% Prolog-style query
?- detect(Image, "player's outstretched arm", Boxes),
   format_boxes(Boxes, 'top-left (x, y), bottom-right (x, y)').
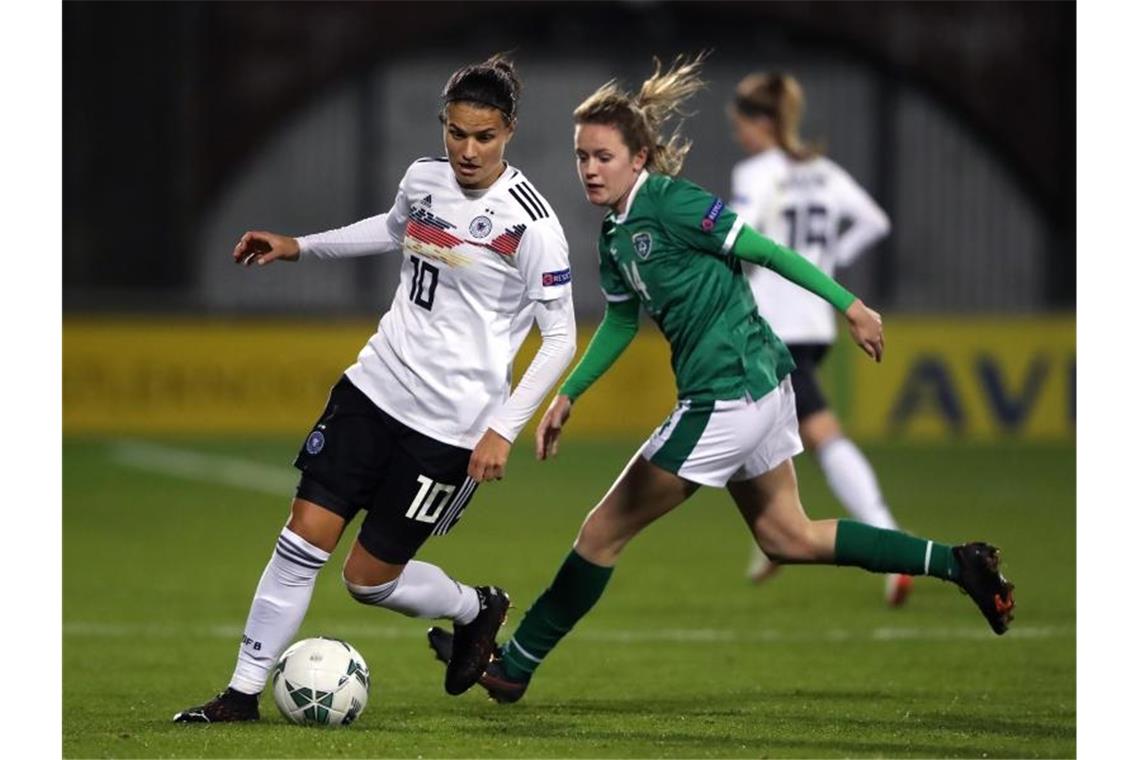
top-left (233, 230), bottom-right (300, 266)
top-left (536, 298), bottom-right (640, 460)
top-left (732, 224), bottom-right (883, 362)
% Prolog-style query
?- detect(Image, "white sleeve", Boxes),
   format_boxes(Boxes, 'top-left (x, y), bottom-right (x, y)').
top-left (515, 219), bottom-right (572, 301)
top-left (730, 163), bottom-right (770, 232)
top-left (832, 168), bottom-right (890, 266)
top-left (486, 295), bottom-right (577, 443)
top-left (296, 173), bottom-right (411, 260)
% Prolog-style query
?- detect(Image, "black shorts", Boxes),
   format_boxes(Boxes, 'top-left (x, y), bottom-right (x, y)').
top-left (293, 376), bottom-right (479, 565)
top-left (787, 343), bottom-right (832, 421)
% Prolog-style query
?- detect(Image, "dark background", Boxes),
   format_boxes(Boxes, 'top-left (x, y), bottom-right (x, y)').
top-left (63, 0), bottom-right (1074, 315)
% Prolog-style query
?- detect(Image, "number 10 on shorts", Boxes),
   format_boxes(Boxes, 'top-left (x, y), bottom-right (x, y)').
top-left (405, 475), bottom-right (455, 524)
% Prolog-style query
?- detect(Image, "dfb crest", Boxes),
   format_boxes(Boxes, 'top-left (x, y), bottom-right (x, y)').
top-left (469, 215), bottom-right (493, 238)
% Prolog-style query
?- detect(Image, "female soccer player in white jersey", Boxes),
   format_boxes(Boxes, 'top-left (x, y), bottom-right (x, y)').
top-left (427, 55), bottom-right (1014, 704)
top-left (728, 73), bottom-right (909, 603)
top-left (173, 55), bottom-right (577, 722)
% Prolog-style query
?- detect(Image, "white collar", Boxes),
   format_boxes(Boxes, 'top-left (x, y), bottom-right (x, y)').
top-left (448, 160), bottom-right (514, 199)
top-left (613, 170), bottom-right (650, 224)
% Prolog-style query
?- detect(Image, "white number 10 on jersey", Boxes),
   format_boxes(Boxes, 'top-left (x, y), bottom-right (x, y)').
top-left (405, 475), bottom-right (455, 524)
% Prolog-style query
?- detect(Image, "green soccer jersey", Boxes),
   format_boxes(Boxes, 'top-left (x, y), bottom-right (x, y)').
top-left (598, 171), bottom-right (796, 402)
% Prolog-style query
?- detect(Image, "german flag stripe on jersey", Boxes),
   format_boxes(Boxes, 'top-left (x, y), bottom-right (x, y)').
top-left (486, 224), bottom-right (526, 256)
top-left (407, 219), bottom-right (463, 249)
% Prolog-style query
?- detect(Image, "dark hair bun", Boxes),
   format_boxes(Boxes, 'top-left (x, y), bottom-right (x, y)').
top-left (442, 53), bottom-right (521, 124)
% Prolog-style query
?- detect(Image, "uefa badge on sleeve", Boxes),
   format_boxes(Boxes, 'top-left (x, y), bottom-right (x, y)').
top-left (633, 232), bottom-right (653, 260)
top-left (305, 431), bottom-right (325, 455)
top-left (701, 198), bottom-right (725, 232)
top-left (542, 268), bottom-right (572, 287)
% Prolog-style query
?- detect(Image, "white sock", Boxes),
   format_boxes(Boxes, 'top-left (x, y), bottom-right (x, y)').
top-left (344, 560), bottom-right (480, 623)
top-left (816, 437), bottom-right (898, 530)
top-left (228, 526), bottom-right (329, 695)
top-left (747, 543), bottom-right (774, 576)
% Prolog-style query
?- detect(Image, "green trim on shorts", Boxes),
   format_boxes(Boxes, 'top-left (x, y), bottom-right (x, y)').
top-left (649, 401), bottom-right (714, 475)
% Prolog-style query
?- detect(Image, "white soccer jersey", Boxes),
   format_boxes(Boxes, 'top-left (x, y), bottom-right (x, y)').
top-left (731, 149), bottom-right (890, 344)
top-left (298, 158), bottom-right (574, 449)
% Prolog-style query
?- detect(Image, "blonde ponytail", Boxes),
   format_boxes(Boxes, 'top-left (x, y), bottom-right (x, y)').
top-left (574, 53), bottom-right (709, 176)
top-left (733, 72), bottom-right (820, 162)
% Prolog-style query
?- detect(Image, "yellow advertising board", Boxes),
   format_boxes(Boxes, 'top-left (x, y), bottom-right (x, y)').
top-left (845, 316), bottom-right (1075, 441)
top-left (63, 316), bottom-right (1074, 441)
top-left (62, 318), bottom-right (679, 438)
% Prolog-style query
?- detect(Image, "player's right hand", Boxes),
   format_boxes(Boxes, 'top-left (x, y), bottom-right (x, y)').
top-left (233, 230), bottom-right (301, 266)
top-left (536, 394), bottom-right (573, 461)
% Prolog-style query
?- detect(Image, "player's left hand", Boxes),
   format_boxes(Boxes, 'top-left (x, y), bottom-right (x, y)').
top-left (468, 429), bottom-right (512, 482)
top-left (845, 298), bottom-right (884, 363)
top-left (536, 394), bottom-right (573, 460)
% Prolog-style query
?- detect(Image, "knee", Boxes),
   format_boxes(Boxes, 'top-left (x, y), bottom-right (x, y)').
top-left (342, 564), bottom-right (369, 590)
top-left (343, 569), bottom-right (399, 605)
top-left (341, 540), bottom-right (404, 588)
top-left (342, 567), bottom-right (368, 602)
top-left (286, 499), bottom-right (344, 553)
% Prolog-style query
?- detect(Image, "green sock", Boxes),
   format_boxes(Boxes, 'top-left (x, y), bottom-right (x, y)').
top-left (501, 549), bottom-right (613, 681)
top-left (834, 519), bottom-right (959, 581)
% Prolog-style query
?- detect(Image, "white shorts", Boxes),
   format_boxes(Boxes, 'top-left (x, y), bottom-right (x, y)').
top-left (640, 376), bottom-right (804, 487)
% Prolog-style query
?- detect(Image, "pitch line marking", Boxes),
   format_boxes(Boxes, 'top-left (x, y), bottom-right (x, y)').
top-left (106, 440), bottom-right (296, 496)
top-left (62, 621), bottom-right (1070, 644)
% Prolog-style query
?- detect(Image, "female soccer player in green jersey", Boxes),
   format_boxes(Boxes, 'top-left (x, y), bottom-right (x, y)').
top-left (428, 55), bottom-right (1015, 703)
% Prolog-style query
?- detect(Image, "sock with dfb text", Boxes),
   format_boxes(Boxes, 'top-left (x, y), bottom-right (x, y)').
top-left (229, 526), bottom-right (329, 695)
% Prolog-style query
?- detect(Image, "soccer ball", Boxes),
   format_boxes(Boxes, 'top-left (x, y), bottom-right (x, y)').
top-left (271, 637), bottom-right (371, 726)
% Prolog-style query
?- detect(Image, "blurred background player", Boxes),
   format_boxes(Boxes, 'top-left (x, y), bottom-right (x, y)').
top-left (728, 72), bottom-right (910, 605)
top-left (173, 55), bottom-right (577, 722)
top-left (427, 55), bottom-right (1015, 704)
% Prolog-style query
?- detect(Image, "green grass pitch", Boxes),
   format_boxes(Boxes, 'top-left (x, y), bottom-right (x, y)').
top-left (64, 437), bottom-right (1075, 758)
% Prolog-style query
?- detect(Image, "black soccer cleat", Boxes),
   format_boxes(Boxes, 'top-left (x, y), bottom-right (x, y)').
top-left (427, 625), bottom-right (454, 666)
top-left (445, 585), bottom-right (511, 695)
top-left (477, 653), bottom-right (530, 704)
top-left (953, 542), bottom-right (1016, 635)
top-left (428, 626), bottom-right (530, 704)
top-left (172, 687), bottom-right (260, 723)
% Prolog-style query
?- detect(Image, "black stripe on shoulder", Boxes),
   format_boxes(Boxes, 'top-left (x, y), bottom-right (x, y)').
top-left (510, 169), bottom-right (520, 178)
top-left (509, 186), bottom-right (540, 221)
top-left (414, 156), bottom-right (450, 163)
top-left (516, 182), bottom-right (549, 218)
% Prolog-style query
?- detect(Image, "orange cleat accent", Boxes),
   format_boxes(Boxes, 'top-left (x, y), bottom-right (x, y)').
top-left (885, 573), bottom-right (914, 607)
top-left (994, 591), bottom-right (1015, 617)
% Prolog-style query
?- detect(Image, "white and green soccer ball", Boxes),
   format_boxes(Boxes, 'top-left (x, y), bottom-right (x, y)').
top-left (271, 637), bottom-right (371, 726)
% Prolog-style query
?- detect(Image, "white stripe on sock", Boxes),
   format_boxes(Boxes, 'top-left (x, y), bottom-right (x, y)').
top-left (924, 541), bottom-right (933, 575)
top-left (508, 638), bottom-right (543, 663)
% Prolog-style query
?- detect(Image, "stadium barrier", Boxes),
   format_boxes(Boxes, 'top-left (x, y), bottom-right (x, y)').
top-left (63, 316), bottom-right (1074, 441)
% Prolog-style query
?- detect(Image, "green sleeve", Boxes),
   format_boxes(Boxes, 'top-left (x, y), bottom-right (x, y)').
top-left (558, 298), bottom-right (641, 401)
top-left (732, 225), bottom-right (858, 312)
top-left (659, 177), bottom-right (742, 257)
